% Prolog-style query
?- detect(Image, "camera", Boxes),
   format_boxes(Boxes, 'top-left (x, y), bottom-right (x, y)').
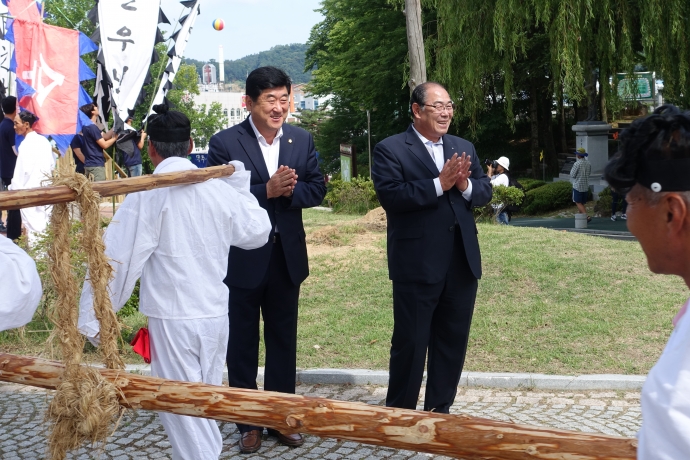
top-left (484, 159), bottom-right (499, 169)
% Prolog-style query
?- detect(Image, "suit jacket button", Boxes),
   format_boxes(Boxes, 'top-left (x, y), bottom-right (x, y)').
top-left (449, 226), bottom-right (454, 231)
top-left (451, 201), bottom-right (455, 205)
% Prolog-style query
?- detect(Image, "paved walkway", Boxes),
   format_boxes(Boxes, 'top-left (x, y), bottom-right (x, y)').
top-left (0, 382), bottom-right (641, 459)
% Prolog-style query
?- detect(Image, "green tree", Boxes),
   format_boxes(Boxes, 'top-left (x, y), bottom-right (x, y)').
top-left (165, 65), bottom-right (227, 150)
top-left (305, 0), bottom-right (412, 175)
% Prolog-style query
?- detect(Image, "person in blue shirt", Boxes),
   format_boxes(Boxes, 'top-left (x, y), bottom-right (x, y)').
top-left (70, 134), bottom-right (85, 174)
top-left (0, 96), bottom-right (19, 239)
top-left (117, 116), bottom-right (147, 177)
top-left (79, 103), bottom-right (116, 181)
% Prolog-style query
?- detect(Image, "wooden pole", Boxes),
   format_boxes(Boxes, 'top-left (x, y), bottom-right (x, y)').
top-left (0, 353), bottom-right (637, 459)
top-left (404, 0), bottom-right (426, 93)
top-left (0, 164), bottom-right (235, 211)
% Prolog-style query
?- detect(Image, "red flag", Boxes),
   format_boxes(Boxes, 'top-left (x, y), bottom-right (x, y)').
top-left (6, 0), bottom-right (41, 23)
top-left (13, 19), bottom-right (80, 136)
top-left (130, 327), bottom-right (151, 364)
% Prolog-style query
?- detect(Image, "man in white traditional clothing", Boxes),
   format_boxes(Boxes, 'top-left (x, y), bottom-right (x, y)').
top-left (604, 104), bottom-right (690, 460)
top-left (78, 105), bottom-right (272, 460)
top-left (8, 111), bottom-right (56, 242)
top-left (0, 233), bottom-right (42, 331)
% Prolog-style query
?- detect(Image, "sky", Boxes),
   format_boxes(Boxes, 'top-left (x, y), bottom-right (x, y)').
top-left (160, 0), bottom-right (324, 62)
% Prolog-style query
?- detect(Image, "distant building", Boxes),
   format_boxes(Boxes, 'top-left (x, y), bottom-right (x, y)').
top-left (291, 84), bottom-right (331, 111)
top-left (193, 90), bottom-right (248, 132)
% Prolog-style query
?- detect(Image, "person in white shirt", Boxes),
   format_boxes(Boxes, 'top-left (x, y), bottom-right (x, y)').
top-left (8, 111), bottom-right (56, 242)
top-left (78, 105), bottom-right (271, 460)
top-left (487, 156), bottom-right (510, 224)
top-left (603, 104), bottom-right (690, 460)
top-left (0, 233), bottom-right (42, 331)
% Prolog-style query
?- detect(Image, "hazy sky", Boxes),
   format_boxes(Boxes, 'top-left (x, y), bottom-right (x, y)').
top-left (160, 0), bottom-right (324, 62)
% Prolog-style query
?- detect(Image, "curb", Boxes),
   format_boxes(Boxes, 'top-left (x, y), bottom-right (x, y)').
top-left (123, 366), bottom-right (646, 391)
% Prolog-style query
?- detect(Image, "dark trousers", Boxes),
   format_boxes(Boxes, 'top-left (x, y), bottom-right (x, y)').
top-left (227, 235), bottom-right (301, 433)
top-left (386, 229), bottom-right (478, 413)
top-left (2, 177), bottom-right (21, 240)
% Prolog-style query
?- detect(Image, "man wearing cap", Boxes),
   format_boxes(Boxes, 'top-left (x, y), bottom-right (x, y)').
top-left (78, 105), bottom-right (271, 460)
top-left (372, 81), bottom-right (492, 416)
top-left (487, 156), bottom-right (511, 224)
top-left (604, 104), bottom-right (690, 459)
top-left (570, 147), bottom-right (592, 221)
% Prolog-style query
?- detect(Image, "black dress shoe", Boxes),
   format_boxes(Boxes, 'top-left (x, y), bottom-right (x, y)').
top-left (239, 429), bottom-right (262, 454)
top-left (267, 429), bottom-right (304, 447)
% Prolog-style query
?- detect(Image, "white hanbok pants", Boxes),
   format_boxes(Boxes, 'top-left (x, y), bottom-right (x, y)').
top-left (149, 315), bottom-right (229, 460)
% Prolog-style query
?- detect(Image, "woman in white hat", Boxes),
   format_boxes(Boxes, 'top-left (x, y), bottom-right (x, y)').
top-left (604, 104), bottom-right (690, 459)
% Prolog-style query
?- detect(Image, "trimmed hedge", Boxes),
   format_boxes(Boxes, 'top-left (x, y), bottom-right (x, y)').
top-left (521, 181), bottom-right (574, 215)
top-left (325, 177), bottom-right (380, 214)
top-left (517, 178), bottom-right (547, 192)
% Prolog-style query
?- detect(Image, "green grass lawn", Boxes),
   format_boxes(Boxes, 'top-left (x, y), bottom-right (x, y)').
top-left (2, 208), bottom-right (686, 375)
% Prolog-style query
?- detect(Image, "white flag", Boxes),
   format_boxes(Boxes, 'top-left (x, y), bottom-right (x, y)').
top-left (99, 0), bottom-right (161, 124)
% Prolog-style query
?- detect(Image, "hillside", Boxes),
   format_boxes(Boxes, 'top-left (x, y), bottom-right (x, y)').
top-left (183, 43), bottom-right (311, 85)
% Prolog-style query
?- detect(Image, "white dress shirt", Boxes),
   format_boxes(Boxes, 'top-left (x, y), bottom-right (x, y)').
top-left (248, 115), bottom-right (282, 177)
top-left (638, 298), bottom-right (690, 459)
top-left (411, 125), bottom-right (473, 200)
top-left (78, 157), bottom-right (271, 339)
top-left (0, 234), bottom-right (42, 331)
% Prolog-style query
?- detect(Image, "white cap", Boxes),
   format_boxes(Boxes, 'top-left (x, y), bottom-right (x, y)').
top-left (496, 156), bottom-right (510, 171)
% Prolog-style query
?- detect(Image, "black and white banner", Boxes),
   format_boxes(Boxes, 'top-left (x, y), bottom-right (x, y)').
top-left (0, 3), bottom-right (15, 98)
top-left (98, 0), bottom-right (161, 124)
top-left (150, 0), bottom-right (200, 113)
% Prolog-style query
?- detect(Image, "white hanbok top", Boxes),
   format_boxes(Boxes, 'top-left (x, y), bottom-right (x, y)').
top-left (0, 234), bottom-right (42, 331)
top-left (638, 298), bottom-right (690, 459)
top-left (8, 131), bottom-right (56, 237)
top-left (78, 157), bottom-right (271, 341)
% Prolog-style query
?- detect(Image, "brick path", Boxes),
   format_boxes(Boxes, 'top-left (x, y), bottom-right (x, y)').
top-left (0, 382), bottom-right (641, 459)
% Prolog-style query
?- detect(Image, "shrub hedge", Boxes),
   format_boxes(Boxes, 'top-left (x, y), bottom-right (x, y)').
top-left (517, 178), bottom-right (547, 192)
top-left (325, 177), bottom-right (380, 214)
top-left (521, 180), bottom-right (574, 215)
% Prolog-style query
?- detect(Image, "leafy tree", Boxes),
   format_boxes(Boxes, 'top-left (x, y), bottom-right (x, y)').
top-left (165, 65), bottom-right (227, 150)
top-left (305, 0), bottom-right (412, 176)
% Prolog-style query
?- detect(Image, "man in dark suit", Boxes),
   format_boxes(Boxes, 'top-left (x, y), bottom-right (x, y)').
top-left (372, 81), bottom-right (492, 414)
top-left (206, 66), bottom-right (326, 454)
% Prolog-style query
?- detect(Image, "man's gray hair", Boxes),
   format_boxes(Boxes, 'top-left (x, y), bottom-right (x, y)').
top-left (640, 187), bottom-right (690, 207)
top-left (150, 139), bottom-right (189, 159)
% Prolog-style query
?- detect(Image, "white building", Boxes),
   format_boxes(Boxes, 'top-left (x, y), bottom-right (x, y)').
top-left (292, 83), bottom-right (331, 111)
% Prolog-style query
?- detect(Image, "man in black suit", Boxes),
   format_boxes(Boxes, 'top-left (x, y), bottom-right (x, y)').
top-left (206, 66), bottom-right (326, 454)
top-left (372, 81), bottom-right (492, 414)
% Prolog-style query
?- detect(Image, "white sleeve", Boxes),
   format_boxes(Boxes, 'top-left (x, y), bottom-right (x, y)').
top-left (0, 235), bottom-right (42, 331)
top-left (78, 196), bottom-right (158, 343)
top-left (7, 147), bottom-right (26, 190)
top-left (219, 161), bottom-right (272, 250)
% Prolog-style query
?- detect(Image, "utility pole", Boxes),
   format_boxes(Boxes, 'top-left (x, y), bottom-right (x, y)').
top-left (367, 110), bottom-right (372, 177)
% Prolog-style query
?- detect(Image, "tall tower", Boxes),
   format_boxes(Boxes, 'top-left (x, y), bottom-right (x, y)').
top-left (219, 45), bottom-right (225, 84)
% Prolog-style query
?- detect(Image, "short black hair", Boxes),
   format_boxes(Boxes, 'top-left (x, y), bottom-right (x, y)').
top-left (80, 103), bottom-right (96, 118)
top-left (246, 66), bottom-right (291, 102)
top-left (604, 104), bottom-right (690, 193)
top-left (2, 96), bottom-right (16, 115)
top-left (410, 81), bottom-right (446, 114)
top-left (18, 111), bottom-right (38, 127)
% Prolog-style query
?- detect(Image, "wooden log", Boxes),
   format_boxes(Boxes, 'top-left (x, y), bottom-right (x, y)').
top-left (0, 165), bottom-right (235, 211)
top-left (0, 353), bottom-right (637, 459)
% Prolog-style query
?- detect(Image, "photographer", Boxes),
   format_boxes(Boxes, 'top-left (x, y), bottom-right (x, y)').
top-left (486, 156), bottom-right (511, 224)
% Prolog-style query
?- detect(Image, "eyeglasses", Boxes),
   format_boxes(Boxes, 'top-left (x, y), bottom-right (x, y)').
top-left (423, 102), bottom-right (456, 113)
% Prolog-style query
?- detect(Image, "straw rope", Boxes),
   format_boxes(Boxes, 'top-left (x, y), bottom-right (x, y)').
top-left (45, 164), bottom-right (125, 459)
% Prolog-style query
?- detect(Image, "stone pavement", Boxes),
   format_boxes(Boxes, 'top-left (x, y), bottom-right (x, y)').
top-left (0, 382), bottom-right (641, 460)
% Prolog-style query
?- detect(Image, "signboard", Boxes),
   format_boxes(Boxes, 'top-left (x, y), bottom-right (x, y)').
top-left (616, 72), bottom-right (655, 101)
top-left (188, 152), bottom-right (208, 168)
top-left (340, 143), bottom-right (356, 182)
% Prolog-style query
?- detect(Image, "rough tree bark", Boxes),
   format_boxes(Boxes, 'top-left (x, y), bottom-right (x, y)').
top-left (557, 83), bottom-right (568, 153)
top-left (0, 165), bottom-right (236, 211)
top-left (599, 71), bottom-right (608, 123)
top-left (404, 0), bottom-right (426, 93)
top-left (0, 354), bottom-right (638, 459)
